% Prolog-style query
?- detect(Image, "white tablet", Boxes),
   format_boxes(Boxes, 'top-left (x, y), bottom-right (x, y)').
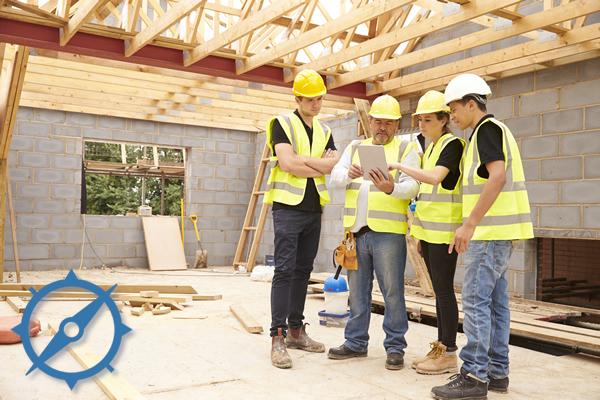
top-left (357, 144), bottom-right (388, 181)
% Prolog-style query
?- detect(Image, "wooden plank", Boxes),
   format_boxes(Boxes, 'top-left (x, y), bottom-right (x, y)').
top-left (236, 0), bottom-right (413, 75)
top-left (142, 216), bottom-right (187, 271)
top-left (308, 282), bottom-right (600, 353)
top-left (353, 98), bottom-right (370, 138)
top-left (184, 0), bottom-right (304, 65)
top-left (0, 290), bottom-right (191, 303)
top-left (6, 173), bottom-right (20, 282)
top-left (389, 39), bottom-right (600, 97)
top-left (6, 296), bottom-right (26, 313)
top-left (47, 322), bottom-right (146, 400)
top-left (330, 0), bottom-right (598, 89)
top-left (125, 0), bottom-right (207, 57)
top-left (381, 24), bottom-right (600, 95)
top-left (4, 0), bottom-right (67, 23)
top-left (230, 304), bottom-right (263, 334)
top-left (191, 294), bottom-right (222, 301)
top-left (0, 283), bottom-right (198, 294)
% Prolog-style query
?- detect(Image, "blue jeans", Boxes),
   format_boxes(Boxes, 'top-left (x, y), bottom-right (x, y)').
top-left (343, 231), bottom-right (408, 354)
top-left (460, 240), bottom-right (514, 382)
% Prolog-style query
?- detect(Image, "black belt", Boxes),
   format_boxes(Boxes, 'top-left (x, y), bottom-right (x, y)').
top-left (356, 226), bottom-right (372, 236)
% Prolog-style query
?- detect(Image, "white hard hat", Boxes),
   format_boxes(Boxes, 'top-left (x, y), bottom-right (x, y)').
top-left (444, 73), bottom-right (492, 105)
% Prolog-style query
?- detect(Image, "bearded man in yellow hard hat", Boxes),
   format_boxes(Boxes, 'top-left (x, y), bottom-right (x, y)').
top-left (327, 94), bottom-right (420, 370)
top-left (264, 69), bottom-right (339, 369)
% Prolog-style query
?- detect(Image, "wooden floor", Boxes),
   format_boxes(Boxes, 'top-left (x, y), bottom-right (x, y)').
top-left (0, 267), bottom-right (599, 400)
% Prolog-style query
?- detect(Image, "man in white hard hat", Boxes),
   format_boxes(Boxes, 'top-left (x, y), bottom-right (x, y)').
top-left (430, 74), bottom-right (533, 400)
top-left (327, 95), bottom-right (420, 370)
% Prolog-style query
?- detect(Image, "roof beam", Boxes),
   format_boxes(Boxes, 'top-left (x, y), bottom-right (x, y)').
top-left (60, 0), bottom-right (107, 46)
top-left (236, 0), bottom-right (415, 75)
top-left (125, 0), bottom-right (207, 57)
top-left (4, 0), bottom-right (67, 23)
top-left (295, 0), bottom-right (520, 80)
top-left (184, 0), bottom-right (304, 66)
top-left (329, 0), bottom-right (599, 90)
top-left (383, 25), bottom-right (600, 94)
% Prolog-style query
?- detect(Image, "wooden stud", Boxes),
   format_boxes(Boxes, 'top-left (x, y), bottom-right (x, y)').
top-left (60, 0), bottom-right (109, 46)
top-left (236, 0), bottom-right (413, 75)
top-left (184, 0), bottom-right (304, 66)
top-left (125, 0), bottom-right (207, 57)
top-left (6, 173), bottom-right (20, 283)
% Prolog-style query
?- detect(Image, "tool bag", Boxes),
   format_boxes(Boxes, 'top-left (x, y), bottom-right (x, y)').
top-left (332, 231), bottom-right (358, 279)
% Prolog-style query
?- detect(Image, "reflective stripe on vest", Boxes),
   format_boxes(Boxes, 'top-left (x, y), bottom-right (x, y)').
top-left (462, 118), bottom-right (533, 241)
top-left (263, 113), bottom-right (331, 206)
top-left (343, 137), bottom-right (414, 234)
top-left (411, 133), bottom-right (465, 244)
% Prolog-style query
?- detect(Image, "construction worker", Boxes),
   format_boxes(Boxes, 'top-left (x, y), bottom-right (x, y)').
top-left (328, 95), bottom-right (419, 370)
top-left (431, 74), bottom-right (534, 400)
top-left (264, 69), bottom-right (339, 369)
top-left (388, 90), bottom-right (465, 375)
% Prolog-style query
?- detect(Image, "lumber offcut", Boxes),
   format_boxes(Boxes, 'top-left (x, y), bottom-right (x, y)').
top-left (230, 304), bottom-right (263, 334)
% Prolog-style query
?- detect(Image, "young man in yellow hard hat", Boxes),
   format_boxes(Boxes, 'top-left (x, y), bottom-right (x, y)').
top-left (263, 69), bottom-right (339, 369)
top-left (327, 95), bottom-right (420, 370)
top-left (430, 74), bottom-right (534, 400)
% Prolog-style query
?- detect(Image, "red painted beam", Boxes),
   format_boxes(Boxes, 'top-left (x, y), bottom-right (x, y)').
top-left (0, 18), bottom-right (368, 98)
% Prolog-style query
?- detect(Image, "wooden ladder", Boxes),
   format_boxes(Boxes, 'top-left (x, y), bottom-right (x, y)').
top-left (233, 143), bottom-right (271, 272)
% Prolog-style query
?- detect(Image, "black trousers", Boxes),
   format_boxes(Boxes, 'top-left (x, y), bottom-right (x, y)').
top-left (421, 240), bottom-right (459, 350)
top-left (270, 209), bottom-right (321, 337)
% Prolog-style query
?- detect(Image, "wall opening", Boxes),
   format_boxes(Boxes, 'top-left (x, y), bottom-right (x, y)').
top-left (82, 140), bottom-right (185, 216)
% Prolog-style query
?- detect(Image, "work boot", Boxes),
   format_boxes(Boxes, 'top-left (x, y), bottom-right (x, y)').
top-left (431, 368), bottom-right (488, 400)
top-left (415, 343), bottom-right (458, 375)
top-left (412, 340), bottom-right (441, 369)
top-left (488, 376), bottom-right (509, 393)
top-left (271, 328), bottom-right (292, 369)
top-left (328, 344), bottom-right (368, 360)
top-left (286, 323), bottom-right (325, 353)
top-left (385, 352), bottom-right (404, 370)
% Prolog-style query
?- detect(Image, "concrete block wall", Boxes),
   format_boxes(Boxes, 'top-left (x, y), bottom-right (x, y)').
top-left (4, 107), bottom-right (255, 271)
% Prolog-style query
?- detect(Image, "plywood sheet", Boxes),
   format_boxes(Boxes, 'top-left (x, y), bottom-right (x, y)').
top-left (142, 217), bottom-right (187, 271)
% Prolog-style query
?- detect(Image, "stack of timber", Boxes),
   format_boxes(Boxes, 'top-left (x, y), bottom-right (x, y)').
top-left (309, 273), bottom-right (600, 354)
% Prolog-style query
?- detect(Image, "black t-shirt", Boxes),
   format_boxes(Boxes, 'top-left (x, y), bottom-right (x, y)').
top-left (271, 110), bottom-right (336, 213)
top-left (433, 138), bottom-right (464, 191)
top-left (469, 114), bottom-right (504, 179)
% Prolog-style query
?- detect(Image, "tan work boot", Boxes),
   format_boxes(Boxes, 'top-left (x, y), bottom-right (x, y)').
top-left (286, 323), bottom-right (325, 353)
top-left (415, 342), bottom-right (458, 375)
top-left (271, 328), bottom-right (292, 369)
top-left (411, 340), bottom-right (441, 369)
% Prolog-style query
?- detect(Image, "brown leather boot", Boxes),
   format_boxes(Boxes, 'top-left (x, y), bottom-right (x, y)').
top-left (286, 323), bottom-right (325, 353)
top-left (271, 328), bottom-right (292, 369)
top-left (411, 340), bottom-right (441, 369)
top-left (415, 342), bottom-right (458, 375)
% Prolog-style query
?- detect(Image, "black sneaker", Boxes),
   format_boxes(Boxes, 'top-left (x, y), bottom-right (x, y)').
top-left (385, 352), bottom-right (404, 370)
top-left (488, 376), bottom-right (509, 393)
top-left (431, 368), bottom-right (488, 400)
top-left (327, 344), bottom-right (367, 360)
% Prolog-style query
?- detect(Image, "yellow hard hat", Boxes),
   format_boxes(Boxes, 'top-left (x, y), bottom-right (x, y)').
top-left (414, 90), bottom-right (451, 115)
top-left (293, 69), bottom-right (327, 97)
top-left (368, 94), bottom-right (401, 120)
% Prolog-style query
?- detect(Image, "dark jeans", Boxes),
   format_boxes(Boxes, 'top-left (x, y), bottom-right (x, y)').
top-left (270, 208), bottom-right (321, 337)
top-left (420, 240), bottom-right (459, 350)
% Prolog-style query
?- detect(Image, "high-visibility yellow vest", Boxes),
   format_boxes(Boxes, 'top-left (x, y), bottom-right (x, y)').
top-left (411, 133), bottom-right (466, 244)
top-left (463, 117), bottom-right (534, 240)
top-left (263, 113), bottom-right (331, 206)
top-left (343, 137), bottom-right (417, 234)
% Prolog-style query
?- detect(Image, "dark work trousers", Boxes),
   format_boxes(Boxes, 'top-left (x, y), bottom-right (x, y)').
top-left (420, 240), bottom-right (459, 350)
top-left (270, 208), bottom-right (322, 337)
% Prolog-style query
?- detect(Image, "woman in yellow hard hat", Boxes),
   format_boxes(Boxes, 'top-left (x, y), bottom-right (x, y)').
top-left (389, 90), bottom-right (465, 375)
